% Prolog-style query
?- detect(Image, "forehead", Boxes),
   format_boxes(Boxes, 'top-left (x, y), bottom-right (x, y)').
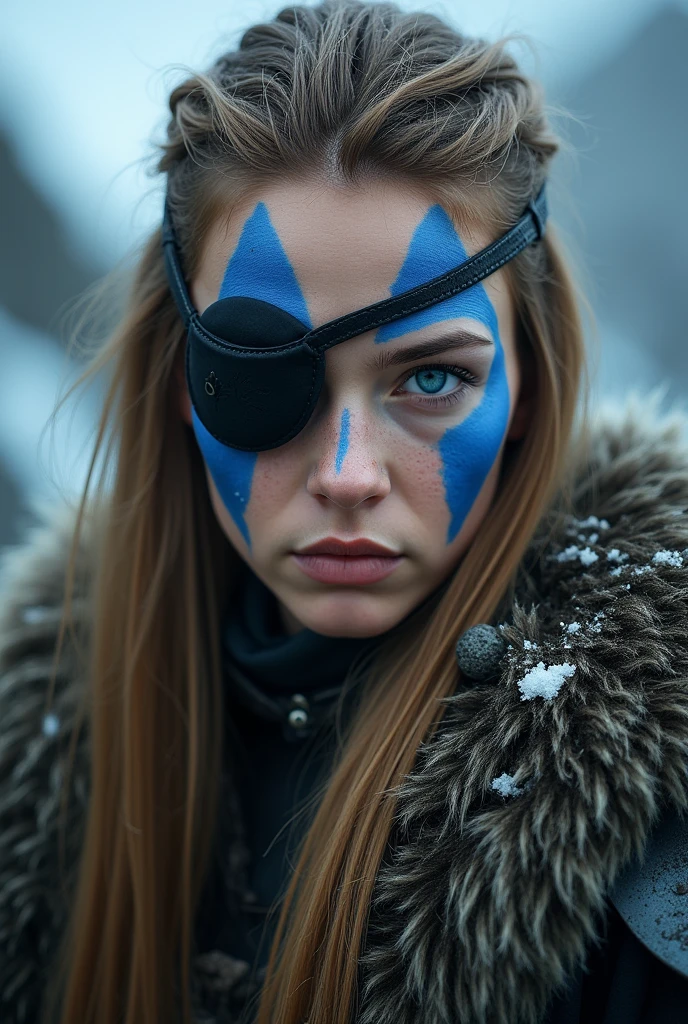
top-left (192, 177), bottom-right (499, 327)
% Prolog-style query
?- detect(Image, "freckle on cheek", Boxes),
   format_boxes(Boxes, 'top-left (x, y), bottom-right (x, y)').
top-left (405, 446), bottom-right (446, 507)
top-left (246, 462), bottom-right (290, 521)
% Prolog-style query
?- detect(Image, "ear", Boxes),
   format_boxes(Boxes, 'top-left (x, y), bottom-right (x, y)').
top-left (506, 345), bottom-right (536, 442)
top-left (174, 349), bottom-right (193, 426)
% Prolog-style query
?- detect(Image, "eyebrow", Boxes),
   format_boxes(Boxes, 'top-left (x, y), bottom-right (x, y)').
top-left (365, 328), bottom-right (494, 372)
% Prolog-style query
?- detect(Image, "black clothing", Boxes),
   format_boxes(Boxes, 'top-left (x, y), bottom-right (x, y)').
top-left (223, 562), bottom-right (383, 697)
top-left (217, 564), bottom-right (383, 971)
top-left (543, 901), bottom-right (688, 1023)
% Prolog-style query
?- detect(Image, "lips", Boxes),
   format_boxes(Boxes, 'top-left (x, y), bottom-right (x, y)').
top-left (295, 537), bottom-right (401, 557)
top-left (292, 536), bottom-right (404, 585)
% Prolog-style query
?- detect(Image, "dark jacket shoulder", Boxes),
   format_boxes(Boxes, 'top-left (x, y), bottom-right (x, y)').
top-left (357, 397), bottom-right (688, 1024)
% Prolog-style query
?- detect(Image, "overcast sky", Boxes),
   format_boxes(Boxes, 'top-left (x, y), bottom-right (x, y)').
top-left (3, 0), bottom-right (684, 267)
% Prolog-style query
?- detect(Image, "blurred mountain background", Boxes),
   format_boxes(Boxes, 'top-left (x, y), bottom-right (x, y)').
top-left (0, 0), bottom-right (686, 545)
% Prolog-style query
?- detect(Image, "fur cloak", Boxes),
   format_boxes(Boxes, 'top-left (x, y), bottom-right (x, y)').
top-left (1, 398), bottom-right (687, 1024)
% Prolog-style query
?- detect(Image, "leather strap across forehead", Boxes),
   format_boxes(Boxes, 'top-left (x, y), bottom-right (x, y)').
top-left (162, 185), bottom-right (547, 351)
top-left (303, 186), bottom-right (547, 353)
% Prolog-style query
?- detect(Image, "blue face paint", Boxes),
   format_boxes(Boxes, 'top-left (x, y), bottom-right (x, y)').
top-left (192, 406), bottom-right (255, 547)
top-left (190, 203), bottom-right (312, 548)
top-left (376, 206), bottom-right (510, 544)
top-left (218, 203), bottom-right (313, 327)
top-left (335, 407), bottom-right (350, 474)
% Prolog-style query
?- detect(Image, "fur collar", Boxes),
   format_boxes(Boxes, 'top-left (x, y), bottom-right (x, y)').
top-left (358, 399), bottom-right (688, 1023)
top-left (1, 398), bottom-right (687, 1024)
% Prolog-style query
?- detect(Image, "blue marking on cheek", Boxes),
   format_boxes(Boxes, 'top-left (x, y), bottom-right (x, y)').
top-left (218, 202), bottom-right (312, 328)
top-left (335, 407), bottom-right (350, 474)
top-left (191, 407), bottom-right (256, 549)
top-left (376, 205), bottom-right (511, 544)
top-left (437, 328), bottom-right (509, 543)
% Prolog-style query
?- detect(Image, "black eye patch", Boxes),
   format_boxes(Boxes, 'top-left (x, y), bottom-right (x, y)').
top-left (190, 296), bottom-right (319, 450)
top-left (163, 185), bottom-right (547, 452)
top-left (199, 296), bottom-right (308, 348)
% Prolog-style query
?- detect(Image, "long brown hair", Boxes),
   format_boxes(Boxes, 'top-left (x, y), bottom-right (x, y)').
top-left (42, 2), bottom-right (587, 1022)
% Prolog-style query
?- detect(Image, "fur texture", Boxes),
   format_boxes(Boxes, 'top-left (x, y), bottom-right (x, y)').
top-left (1, 399), bottom-right (688, 1024)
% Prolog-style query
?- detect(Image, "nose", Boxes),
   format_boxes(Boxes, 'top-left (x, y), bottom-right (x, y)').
top-left (306, 406), bottom-right (391, 510)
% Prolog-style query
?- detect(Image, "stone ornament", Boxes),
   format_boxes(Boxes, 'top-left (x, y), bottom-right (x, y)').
top-left (455, 624), bottom-right (507, 682)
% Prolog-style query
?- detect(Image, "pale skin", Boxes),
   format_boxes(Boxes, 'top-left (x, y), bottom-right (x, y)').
top-left (179, 177), bottom-right (532, 637)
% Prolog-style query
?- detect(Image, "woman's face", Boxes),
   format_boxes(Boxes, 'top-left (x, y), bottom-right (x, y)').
top-left (185, 177), bottom-right (530, 637)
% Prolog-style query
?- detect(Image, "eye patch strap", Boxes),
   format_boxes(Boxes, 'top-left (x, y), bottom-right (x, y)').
top-left (302, 184), bottom-right (548, 354)
top-left (162, 208), bottom-right (197, 329)
top-left (162, 185), bottom-right (547, 353)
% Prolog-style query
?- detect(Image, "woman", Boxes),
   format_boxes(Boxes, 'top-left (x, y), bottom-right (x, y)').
top-left (1, 2), bottom-right (687, 1022)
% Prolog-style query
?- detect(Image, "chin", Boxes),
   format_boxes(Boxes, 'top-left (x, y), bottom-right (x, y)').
top-left (293, 591), bottom-right (408, 638)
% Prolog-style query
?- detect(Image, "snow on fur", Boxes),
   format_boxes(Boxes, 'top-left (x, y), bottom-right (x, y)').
top-left (652, 549), bottom-right (684, 567)
top-left (491, 773), bottom-right (524, 797)
top-left (606, 549), bottom-right (629, 563)
top-left (555, 545), bottom-right (599, 567)
top-left (517, 661), bottom-right (576, 700)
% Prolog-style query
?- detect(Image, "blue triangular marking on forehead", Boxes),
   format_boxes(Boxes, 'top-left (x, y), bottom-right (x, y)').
top-left (219, 202), bottom-right (313, 329)
top-left (392, 205), bottom-right (467, 284)
top-left (375, 204), bottom-right (496, 343)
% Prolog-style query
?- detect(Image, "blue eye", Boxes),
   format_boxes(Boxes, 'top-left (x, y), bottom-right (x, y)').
top-left (412, 368), bottom-right (449, 394)
top-left (397, 363), bottom-right (480, 408)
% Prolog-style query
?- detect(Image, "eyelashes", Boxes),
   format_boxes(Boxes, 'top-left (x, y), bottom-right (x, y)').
top-left (394, 362), bottom-right (482, 409)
